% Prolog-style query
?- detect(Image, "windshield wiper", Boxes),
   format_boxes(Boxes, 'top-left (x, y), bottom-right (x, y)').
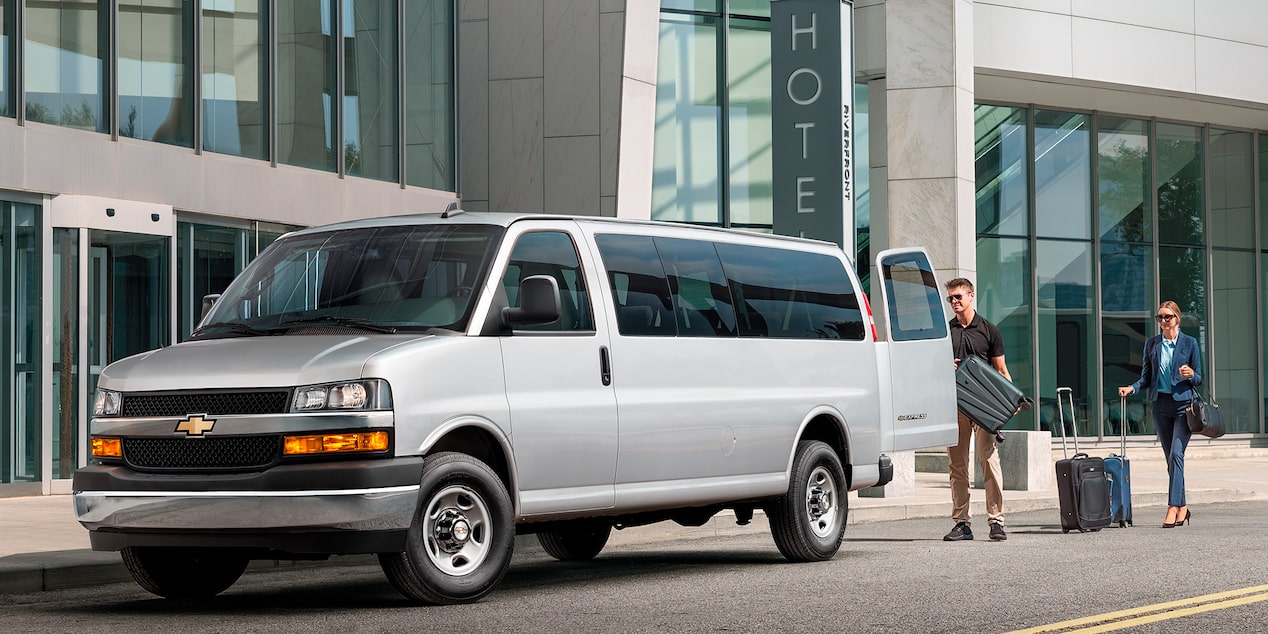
top-left (279, 316), bottom-right (398, 334)
top-left (191, 321), bottom-right (276, 338)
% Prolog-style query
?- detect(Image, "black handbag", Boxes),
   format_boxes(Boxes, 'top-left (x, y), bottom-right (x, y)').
top-left (1185, 393), bottom-right (1225, 439)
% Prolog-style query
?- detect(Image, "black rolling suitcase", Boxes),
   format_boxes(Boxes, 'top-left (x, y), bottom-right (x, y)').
top-left (1054, 387), bottom-right (1112, 533)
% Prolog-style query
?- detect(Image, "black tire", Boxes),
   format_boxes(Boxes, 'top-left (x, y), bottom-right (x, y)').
top-left (121, 547), bottom-right (248, 599)
top-left (537, 522), bottom-right (612, 561)
top-left (378, 452), bottom-right (514, 605)
top-left (767, 440), bottom-right (848, 562)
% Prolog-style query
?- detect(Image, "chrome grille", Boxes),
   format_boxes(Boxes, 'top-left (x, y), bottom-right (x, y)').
top-left (121, 391), bottom-right (290, 417)
top-left (123, 436), bottom-right (282, 472)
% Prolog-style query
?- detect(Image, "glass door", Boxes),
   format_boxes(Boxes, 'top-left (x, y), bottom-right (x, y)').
top-left (50, 199), bottom-right (174, 489)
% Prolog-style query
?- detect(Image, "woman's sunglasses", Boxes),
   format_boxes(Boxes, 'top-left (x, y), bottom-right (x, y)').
top-left (1156, 314), bottom-right (1176, 322)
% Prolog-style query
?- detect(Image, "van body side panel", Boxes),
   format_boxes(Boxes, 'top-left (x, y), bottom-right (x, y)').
top-left (493, 221), bottom-right (619, 517)
top-left (362, 337), bottom-right (509, 460)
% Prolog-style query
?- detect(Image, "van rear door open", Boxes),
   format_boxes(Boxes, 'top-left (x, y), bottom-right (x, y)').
top-left (874, 248), bottom-right (958, 451)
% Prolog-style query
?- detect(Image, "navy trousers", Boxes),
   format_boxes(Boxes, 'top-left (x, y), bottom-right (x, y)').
top-left (1152, 393), bottom-right (1192, 507)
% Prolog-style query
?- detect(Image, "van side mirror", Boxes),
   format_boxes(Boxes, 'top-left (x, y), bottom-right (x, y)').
top-left (200, 294), bottom-right (221, 320)
top-left (502, 275), bottom-right (560, 328)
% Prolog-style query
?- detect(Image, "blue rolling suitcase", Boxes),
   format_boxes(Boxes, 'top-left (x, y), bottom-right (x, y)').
top-left (1103, 395), bottom-right (1133, 527)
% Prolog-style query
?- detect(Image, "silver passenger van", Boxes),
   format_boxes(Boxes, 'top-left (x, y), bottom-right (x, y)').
top-left (73, 212), bottom-right (957, 604)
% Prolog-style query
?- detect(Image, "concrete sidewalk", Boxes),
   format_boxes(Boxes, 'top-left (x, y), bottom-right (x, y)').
top-left (5, 444), bottom-right (1268, 596)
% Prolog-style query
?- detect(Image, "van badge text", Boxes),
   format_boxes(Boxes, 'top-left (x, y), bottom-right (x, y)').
top-left (176, 415), bottom-right (216, 436)
top-left (897, 413), bottom-right (928, 421)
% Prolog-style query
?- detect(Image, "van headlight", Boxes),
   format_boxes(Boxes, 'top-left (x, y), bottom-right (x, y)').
top-left (93, 389), bottom-right (123, 417)
top-left (291, 379), bottom-right (392, 412)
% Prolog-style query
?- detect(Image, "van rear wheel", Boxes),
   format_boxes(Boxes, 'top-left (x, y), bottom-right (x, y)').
top-left (767, 440), bottom-right (847, 562)
top-left (378, 452), bottom-right (514, 605)
top-left (537, 522), bottom-right (612, 561)
top-left (121, 547), bottom-right (248, 599)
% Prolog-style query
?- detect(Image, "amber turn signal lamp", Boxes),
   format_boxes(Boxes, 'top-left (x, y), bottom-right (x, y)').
top-left (91, 437), bottom-right (122, 458)
top-left (283, 431), bottom-right (390, 455)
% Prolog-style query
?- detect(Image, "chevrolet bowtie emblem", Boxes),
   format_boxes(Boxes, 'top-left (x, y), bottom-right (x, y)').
top-left (176, 415), bottom-right (216, 436)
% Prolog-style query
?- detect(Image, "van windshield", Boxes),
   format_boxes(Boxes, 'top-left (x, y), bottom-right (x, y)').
top-left (194, 224), bottom-right (504, 338)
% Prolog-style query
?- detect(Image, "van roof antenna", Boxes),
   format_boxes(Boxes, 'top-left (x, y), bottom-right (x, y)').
top-left (441, 201), bottom-right (463, 218)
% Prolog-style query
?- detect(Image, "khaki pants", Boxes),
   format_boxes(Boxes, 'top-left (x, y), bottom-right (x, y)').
top-left (947, 411), bottom-right (1004, 525)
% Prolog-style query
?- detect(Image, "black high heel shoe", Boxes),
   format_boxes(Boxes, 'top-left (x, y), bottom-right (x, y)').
top-left (1174, 509), bottom-right (1191, 526)
top-left (1162, 507), bottom-right (1179, 528)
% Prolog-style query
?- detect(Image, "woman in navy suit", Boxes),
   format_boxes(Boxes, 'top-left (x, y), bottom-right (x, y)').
top-left (1118, 301), bottom-right (1202, 528)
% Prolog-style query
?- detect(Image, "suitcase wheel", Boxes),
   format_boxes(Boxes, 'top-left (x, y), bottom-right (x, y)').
top-left (1061, 528), bottom-right (1070, 534)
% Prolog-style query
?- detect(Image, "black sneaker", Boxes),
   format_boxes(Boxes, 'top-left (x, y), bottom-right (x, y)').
top-left (943, 522), bottom-right (973, 541)
top-left (989, 523), bottom-right (1007, 541)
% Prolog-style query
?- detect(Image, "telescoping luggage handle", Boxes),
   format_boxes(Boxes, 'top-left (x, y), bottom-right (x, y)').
top-left (1055, 387), bottom-right (1081, 460)
top-left (1118, 394), bottom-right (1128, 458)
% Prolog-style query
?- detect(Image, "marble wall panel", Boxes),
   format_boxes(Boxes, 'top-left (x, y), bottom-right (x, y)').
top-left (490, 0), bottom-right (543, 80)
top-left (1197, 37), bottom-right (1268, 105)
top-left (459, 20), bottom-right (490, 203)
top-left (1071, 0), bottom-right (1194, 35)
top-left (887, 0), bottom-right (955, 89)
top-left (600, 11), bottom-right (624, 198)
top-left (622, 1), bottom-right (659, 86)
top-left (490, 79), bottom-right (545, 212)
top-left (974, 2), bottom-right (1073, 77)
top-left (545, 0), bottom-right (600, 137)
top-left (1194, 0), bottom-right (1268, 47)
top-left (886, 86), bottom-right (956, 181)
top-left (887, 177), bottom-right (959, 267)
top-left (459, 0), bottom-right (488, 21)
top-left (616, 77), bottom-right (655, 220)
top-left (1071, 17), bottom-right (1196, 94)
top-left (545, 136), bottom-right (601, 214)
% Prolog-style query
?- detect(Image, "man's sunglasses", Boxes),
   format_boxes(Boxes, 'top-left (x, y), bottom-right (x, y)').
top-left (947, 293), bottom-right (968, 303)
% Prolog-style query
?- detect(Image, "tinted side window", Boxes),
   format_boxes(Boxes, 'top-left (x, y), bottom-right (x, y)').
top-left (653, 237), bottom-right (736, 337)
top-left (715, 243), bottom-right (865, 340)
top-left (502, 231), bottom-right (594, 332)
top-left (881, 252), bottom-right (948, 341)
top-left (594, 234), bottom-right (675, 336)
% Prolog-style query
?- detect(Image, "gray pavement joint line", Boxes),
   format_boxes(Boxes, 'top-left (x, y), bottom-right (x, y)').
top-left (1003, 583), bottom-right (1268, 634)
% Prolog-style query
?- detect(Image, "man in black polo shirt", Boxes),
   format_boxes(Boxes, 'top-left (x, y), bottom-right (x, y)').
top-left (944, 277), bottom-right (1012, 542)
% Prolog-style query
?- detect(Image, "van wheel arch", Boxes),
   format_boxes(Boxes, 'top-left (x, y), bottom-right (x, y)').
top-left (426, 427), bottom-right (513, 494)
top-left (799, 414), bottom-right (851, 488)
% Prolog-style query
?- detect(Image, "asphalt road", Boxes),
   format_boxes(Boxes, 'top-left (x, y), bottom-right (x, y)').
top-left (4, 501), bottom-right (1268, 633)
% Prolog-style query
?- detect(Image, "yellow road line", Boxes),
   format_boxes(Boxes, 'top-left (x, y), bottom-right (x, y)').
top-left (1005, 583), bottom-right (1268, 634)
top-left (1065, 591), bottom-right (1268, 633)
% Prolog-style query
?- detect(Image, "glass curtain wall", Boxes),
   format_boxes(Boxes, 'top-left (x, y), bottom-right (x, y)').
top-left (201, 0), bottom-right (267, 158)
top-left (277, 0), bottom-right (337, 171)
top-left (1098, 117), bottom-right (1153, 435)
top-left (653, 1), bottom-right (771, 230)
top-left (118, 0), bottom-right (194, 145)
top-left (25, 0), bottom-right (108, 131)
top-left (403, 0), bottom-right (454, 190)
top-left (176, 220), bottom-right (299, 340)
top-left (342, 0), bottom-right (397, 182)
top-left (1262, 134), bottom-right (1268, 433)
top-left (978, 105), bottom-right (1264, 436)
top-left (0, 203), bottom-right (40, 485)
top-left (1208, 129), bottom-right (1258, 433)
top-left (974, 104), bottom-right (1035, 430)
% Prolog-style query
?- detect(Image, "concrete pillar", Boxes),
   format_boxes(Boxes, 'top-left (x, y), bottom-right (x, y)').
top-left (875, 0), bottom-right (975, 284)
top-left (974, 430), bottom-right (1057, 491)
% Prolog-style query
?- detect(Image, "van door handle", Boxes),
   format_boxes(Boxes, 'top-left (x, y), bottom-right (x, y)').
top-left (599, 346), bottom-right (612, 386)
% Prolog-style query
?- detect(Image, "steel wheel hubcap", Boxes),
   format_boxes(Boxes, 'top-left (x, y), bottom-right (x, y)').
top-left (423, 484), bottom-right (491, 576)
top-left (804, 465), bottom-right (839, 538)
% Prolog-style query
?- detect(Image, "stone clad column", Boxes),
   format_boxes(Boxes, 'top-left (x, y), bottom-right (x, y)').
top-left (876, 0), bottom-right (975, 284)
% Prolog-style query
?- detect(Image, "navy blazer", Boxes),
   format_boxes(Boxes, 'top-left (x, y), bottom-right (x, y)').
top-left (1130, 332), bottom-right (1203, 402)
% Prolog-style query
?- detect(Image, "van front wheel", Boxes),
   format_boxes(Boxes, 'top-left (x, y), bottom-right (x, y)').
top-left (378, 452), bottom-right (515, 604)
top-left (767, 440), bottom-right (847, 562)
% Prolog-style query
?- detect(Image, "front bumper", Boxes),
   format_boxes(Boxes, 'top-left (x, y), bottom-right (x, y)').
top-left (73, 457), bottom-right (424, 554)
